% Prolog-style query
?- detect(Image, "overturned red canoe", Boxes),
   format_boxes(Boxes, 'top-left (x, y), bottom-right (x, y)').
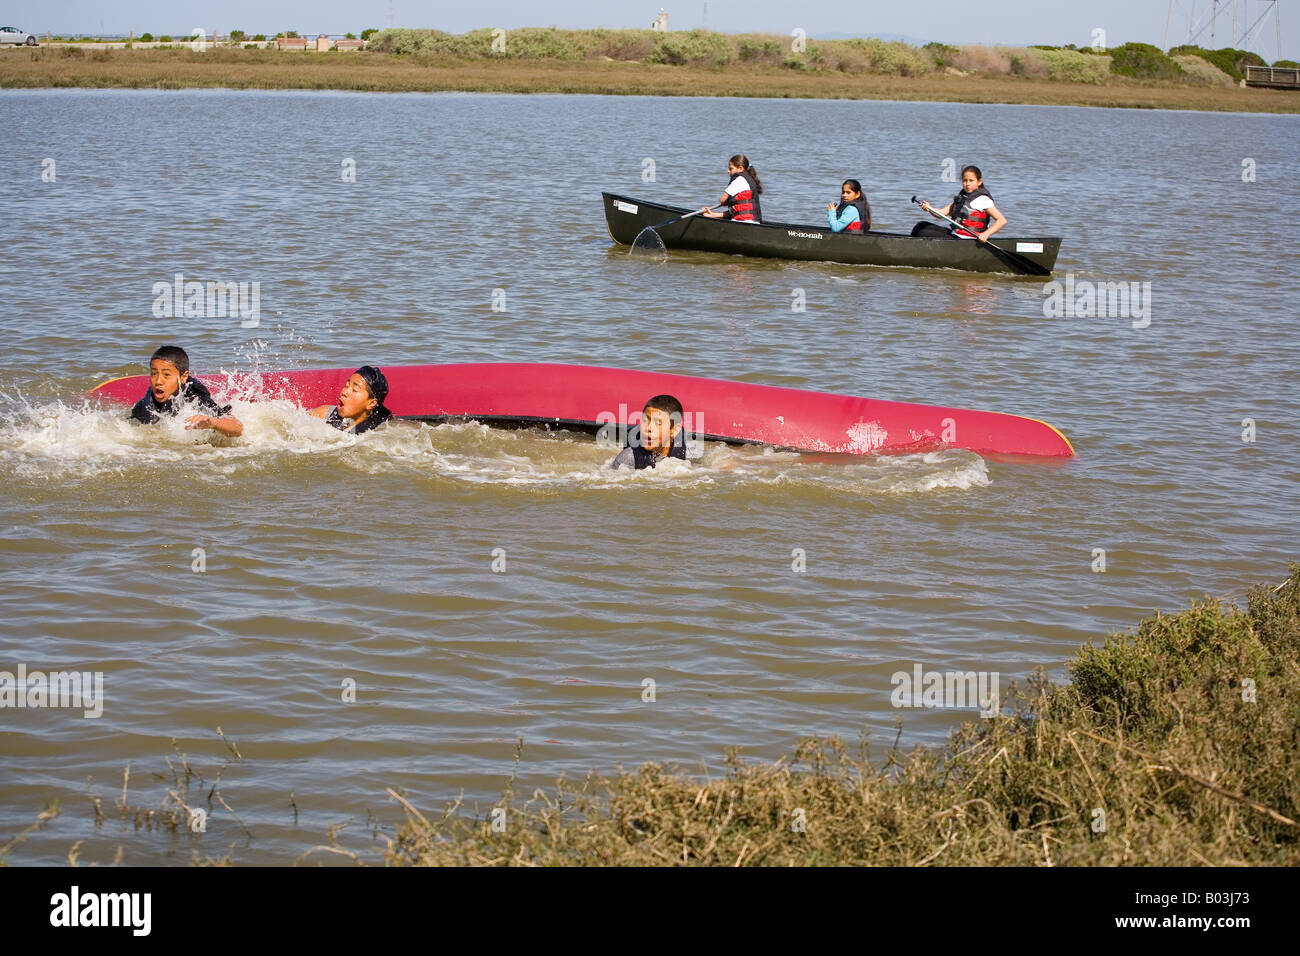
top-left (88, 363), bottom-right (1075, 458)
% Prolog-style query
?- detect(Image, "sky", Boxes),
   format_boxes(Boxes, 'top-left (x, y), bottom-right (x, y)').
top-left (5, 1), bottom-right (1295, 59)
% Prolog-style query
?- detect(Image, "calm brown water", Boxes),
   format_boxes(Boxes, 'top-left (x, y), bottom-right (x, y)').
top-left (0, 90), bottom-right (1296, 864)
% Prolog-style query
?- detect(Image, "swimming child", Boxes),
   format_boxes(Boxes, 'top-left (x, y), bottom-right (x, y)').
top-left (609, 394), bottom-right (688, 470)
top-left (129, 345), bottom-right (243, 437)
top-left (308, 365), bottom-right (393, 434)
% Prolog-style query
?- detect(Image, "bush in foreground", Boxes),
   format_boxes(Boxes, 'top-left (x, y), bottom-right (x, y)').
top-left (387, 566), bottom-right (1300, 865)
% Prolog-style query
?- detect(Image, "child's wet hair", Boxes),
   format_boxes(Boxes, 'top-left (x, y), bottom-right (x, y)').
top-left (644, 394), bottom-right (684, 425)
top-left (150, 345), bottom-right (190, 374)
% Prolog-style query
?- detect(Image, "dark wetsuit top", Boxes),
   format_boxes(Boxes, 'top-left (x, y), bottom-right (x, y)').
top-left (325, 405), bottom-right (392, 435)
top-left (130, 378), bottom-right (229, 424)
top-left (609, 429), bottom-right (688, 470)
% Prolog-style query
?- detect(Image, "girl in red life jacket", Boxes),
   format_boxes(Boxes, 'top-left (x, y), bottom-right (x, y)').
top-left (911, 165), bottom-right (1007, 241)
top-left (701, 154), bottom-right (763, 223)
top-left (827, 179), bottom-right (872, 233)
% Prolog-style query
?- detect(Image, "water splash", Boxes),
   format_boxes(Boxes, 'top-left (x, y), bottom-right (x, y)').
top-left (0, 392), bottom-right (989, 494)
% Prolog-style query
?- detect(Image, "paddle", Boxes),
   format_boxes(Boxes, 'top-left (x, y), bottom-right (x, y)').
top-left (911, 196), bottom-right (1051, 276)
top-left (629, 208), bottom-right (707, 258)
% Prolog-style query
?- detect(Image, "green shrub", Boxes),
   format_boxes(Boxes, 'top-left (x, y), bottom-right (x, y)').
top-left (140, 32), bottom-right (154, 42)
top-left (158, 35), bottom-right (172, 43)
top-left (1167, 45), bottom-right (1262, 80)
top-left (1037, 48), bottom-right (1110, 83)
top-left (595, 29), bottom-right (657, 60)
top-left (360, 28), bottom-right (378, 41)
top-left (831, 37), bottom-right (931, 76)
top-left (863, 37), bottom-right (931, 75)
top-left (505, 27), bottom-right (590, 60)
top-left (782, 53), bottom-right (807, 71)
top-left (368, 28), bottom-right (460, 56)
top-left (738, 36), bottom-right (782, 63)
top-left (1274, 59), bottom-right (1299, 68)
top-left (925, 41), bottom-right (957, 68)
top-left (647, 30), bottom-right (732, 67)
top-left (230, 30), bottom-right (245, 42)
top-left (1109, 41), bottom-right (1183, 79)
top-left (252, 34), bottom-right (266, 42)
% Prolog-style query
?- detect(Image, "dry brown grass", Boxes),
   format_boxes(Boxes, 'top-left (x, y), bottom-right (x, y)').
top-left (1, 46), bottom-right (1297, 112)
top-left (385, 566), bottom-right (1300, 866)
top-left (1173, 54), bottom-right (1238, 86)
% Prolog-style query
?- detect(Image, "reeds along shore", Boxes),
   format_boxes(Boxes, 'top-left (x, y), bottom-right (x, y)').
top-left (1, 33), bottom-right (1297, 112)
top-left (384, 566), bottom-right (1300, 866)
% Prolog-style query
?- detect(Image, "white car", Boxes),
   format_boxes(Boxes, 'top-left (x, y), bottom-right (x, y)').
top-left (0, 27), bottom-right (37, 46)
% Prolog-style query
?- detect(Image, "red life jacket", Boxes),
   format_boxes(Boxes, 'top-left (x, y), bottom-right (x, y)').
top-left (836, 197), bottom-right (871, 233)
top-left (725, 171), bottom-right (761, 223)
top-left (949, 185), bottom-right (993, 238)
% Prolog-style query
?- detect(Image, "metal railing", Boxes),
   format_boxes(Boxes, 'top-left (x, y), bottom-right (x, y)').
top-left (1244, 66), bottom-right (1300, 88)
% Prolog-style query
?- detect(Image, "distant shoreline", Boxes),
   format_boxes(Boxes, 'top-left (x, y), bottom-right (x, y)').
top-left (2, 46), bottom-right (1297, 113)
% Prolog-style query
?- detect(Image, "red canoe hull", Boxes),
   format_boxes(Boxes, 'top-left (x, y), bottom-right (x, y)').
top-left (88, 363), bottom-right (1074, 458)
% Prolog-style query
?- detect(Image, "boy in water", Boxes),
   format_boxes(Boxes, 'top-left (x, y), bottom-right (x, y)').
top-left (130, 346), bottom-right (243, 437)
top-left (308, 365), bottom-right (393, 435)
top-left (609, 394), bottom-right (687, 470)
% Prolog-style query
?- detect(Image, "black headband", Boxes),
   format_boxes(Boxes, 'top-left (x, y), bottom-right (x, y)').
top-left (355, 365), bottom-right (388, 404)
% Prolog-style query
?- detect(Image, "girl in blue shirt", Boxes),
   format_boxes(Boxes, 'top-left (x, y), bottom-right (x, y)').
top-left (827, 179), bottom-right (871, 234)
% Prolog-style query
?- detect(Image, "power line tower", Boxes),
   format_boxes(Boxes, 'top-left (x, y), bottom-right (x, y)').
top-left (1166, 0), bottom-right (1282, 59)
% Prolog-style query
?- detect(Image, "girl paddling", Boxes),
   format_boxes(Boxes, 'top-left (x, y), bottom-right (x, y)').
top-left (912, 165), bottom-right (1006, 242)
top-left (701, 154), bottom-right (762, 224)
